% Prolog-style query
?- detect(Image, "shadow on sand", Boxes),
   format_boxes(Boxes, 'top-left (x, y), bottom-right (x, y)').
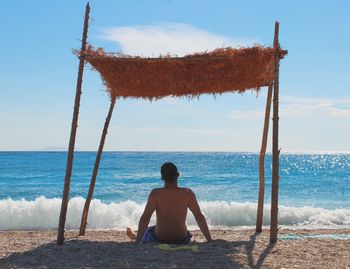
top-left (0, 232), bottom-right (274, 269)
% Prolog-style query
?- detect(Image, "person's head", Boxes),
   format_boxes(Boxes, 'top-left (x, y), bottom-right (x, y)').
top-left (161, 162), bottom-right (179, 183)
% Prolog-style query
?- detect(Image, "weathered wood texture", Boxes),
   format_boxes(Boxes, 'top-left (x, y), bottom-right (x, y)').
top-left (57, 2), bottom-right (90, 245)
top-left (79, 97), bottom-right (116, 236)
top-left (270, 21), bottom-right (280, 243)
top-left (256, 83), bottom-right (273, 232)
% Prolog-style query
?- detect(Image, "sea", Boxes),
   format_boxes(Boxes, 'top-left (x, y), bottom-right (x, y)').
top-left (0, 152), bottom-right (349, 231)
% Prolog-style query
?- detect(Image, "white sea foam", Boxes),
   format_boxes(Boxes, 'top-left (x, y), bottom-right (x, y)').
top-left (0, 196), bottom-right (349, 230)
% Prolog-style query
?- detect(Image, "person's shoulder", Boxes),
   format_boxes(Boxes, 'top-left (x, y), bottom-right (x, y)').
top-left (148, 188), bottom-right (162, 201)
top-left (150, 188), bottom-right (162, 195)
top-left (180, 187), bottom-right (193, 192)
top-left (180, 187), bottom-right (195, 196)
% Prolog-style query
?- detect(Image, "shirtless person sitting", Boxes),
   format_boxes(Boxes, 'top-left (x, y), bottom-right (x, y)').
top-left (127, 162), bottom-right (212, 244)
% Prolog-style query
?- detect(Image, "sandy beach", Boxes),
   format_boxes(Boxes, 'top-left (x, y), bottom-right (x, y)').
top-left (0, 228), bottom-right (349, 268)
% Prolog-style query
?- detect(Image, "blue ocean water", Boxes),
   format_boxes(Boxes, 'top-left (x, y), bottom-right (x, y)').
top-left (0, 152), bottom-right (349, 230)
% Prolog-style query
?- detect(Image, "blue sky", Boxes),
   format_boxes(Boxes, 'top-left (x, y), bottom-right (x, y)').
top-left (1, 0), bottom-right (350, 152)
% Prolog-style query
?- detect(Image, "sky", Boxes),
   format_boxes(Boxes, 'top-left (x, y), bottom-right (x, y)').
top-left (1, 0), bottom-right (350, 152)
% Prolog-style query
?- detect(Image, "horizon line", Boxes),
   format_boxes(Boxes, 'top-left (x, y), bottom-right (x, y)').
top-left (0, 150), bottom-right (349, 154)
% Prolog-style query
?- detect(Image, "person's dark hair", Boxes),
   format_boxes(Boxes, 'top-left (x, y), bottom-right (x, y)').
top-left (161, 162), bottom-right (179, 183)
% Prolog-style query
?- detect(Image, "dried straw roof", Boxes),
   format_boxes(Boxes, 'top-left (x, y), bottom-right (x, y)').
top-left (84, 45), bottom-right (278, 100)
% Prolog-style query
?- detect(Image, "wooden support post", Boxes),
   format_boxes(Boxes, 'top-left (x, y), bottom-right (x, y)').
top-left (57, 2), bottom-right (90, 245)
top-left (270, 21), bottom-right (280, 243)
top-left (79, 97), bottom-right (116, 236)
top-left (256, 83), bottom-right (273, 233)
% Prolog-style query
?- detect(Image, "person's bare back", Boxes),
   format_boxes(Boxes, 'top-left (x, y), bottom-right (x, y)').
top-left (127, 162), bottom-right (212, 244)
top-left (152, 187), bottom-right (192, 241)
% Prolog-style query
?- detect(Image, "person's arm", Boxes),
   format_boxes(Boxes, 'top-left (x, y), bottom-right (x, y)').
top-left (188, 190), bottom-right (212, 242)
top-left (135, 190), bottom-right (157, 244)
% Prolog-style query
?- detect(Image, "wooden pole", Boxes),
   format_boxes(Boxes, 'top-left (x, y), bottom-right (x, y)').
top-left (256, 83), bottom-right (273, 232)
top-left (57, 2), bottom-right (90, 245)
top-left (270, 21), bottom-right (280, 243)
top-left (79, 97), bottom-right (116, 236)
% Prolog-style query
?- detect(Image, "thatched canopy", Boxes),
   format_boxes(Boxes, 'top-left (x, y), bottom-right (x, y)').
top-left (84, 45), bottom-right (280, 100)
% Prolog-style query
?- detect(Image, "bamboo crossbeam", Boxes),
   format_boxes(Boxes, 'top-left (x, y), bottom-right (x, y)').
top-left (57, 2), bottom-right (90, 245)
top-left (79, 97), bottom-right (116, 236)
top-left (83, 49), bottom-right (288, 61)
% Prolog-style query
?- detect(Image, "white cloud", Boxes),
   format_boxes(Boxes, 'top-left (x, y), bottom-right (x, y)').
top-left (100, 22), bottom-right (256, 57)
top-left (113, 126), bottom-right (227, 136)
top-left (326, 107), bottom-right (350, 117)
top-left (281, 103), bottom-right (329, 119)
top-left (227, 96), bottom-right (350, 122)
top-left (281, 96), bottom-right (350, 106)
top-left (229, 110), bottom-right (264, 120)
top-left (280, 96), bottom-right (350, 119)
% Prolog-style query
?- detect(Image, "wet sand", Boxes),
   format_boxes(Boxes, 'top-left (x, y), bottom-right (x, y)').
top-left (1, 229), bottom-right (350, 268)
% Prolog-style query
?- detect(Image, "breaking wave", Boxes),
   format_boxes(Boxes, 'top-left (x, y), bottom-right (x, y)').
top-left (0, 196), bottom-right (349, 230)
